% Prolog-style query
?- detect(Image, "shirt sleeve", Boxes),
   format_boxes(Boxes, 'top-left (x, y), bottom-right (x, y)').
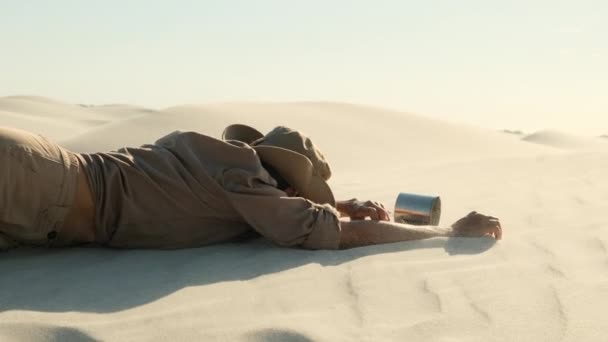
top-left (223, 169), bottom-right (342, 250)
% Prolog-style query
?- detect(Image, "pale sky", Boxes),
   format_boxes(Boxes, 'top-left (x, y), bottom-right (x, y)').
top-left (1, 0), bottom-right (607, 135)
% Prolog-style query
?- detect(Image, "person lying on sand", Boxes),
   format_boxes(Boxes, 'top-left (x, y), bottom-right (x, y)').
top-left (0, 125), bottom-right (501, 251)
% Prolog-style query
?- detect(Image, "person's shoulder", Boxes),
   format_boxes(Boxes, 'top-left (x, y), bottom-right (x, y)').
top-left (155, 130), bottom-right (216, 147)
top-left (155, 130), bottom-right (256, 158)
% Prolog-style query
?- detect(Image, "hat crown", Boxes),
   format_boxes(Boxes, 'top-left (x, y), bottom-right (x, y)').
top-left (222, 123), bottom-right (335, 205)
top-left (253, 126), bottom-right (331, 181)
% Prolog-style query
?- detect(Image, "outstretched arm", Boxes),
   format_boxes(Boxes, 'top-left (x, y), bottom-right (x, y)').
top-left (338, 211), bottom-right (502, 249)
top-left (339, 220), bottom-right (451, 249)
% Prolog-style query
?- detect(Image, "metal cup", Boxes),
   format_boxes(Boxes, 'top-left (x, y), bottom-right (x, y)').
top-left (394, 192), bottom-right (441, 226)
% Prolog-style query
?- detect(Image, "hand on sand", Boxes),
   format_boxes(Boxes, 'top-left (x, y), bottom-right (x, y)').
top-left (451, 211), bottom-right (502, 240)
top-left (347, 199), bottom-right (391, 221)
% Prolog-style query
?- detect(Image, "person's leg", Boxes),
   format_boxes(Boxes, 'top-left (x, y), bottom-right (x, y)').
top-left (0, 127), bottom-right (79, 249)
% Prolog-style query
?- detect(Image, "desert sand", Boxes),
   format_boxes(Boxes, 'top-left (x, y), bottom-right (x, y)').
top-left (1, 96), bottom-right (608, 342)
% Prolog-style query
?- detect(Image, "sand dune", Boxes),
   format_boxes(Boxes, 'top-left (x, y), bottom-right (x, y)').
top-left (0, 96), bottom-right (144, 141)
top-left (1, 96), bottom-right (608, 341)
top-left (83, 103), bottom-right (162, 119)
top-left (0, 96), bottom-right (112, 122)
top-left (522, 129), bottom-right (608, 150)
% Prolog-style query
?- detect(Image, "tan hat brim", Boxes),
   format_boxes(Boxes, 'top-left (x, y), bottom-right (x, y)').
top-left (222, 124), bottom-right (264, 144)
top-left (254, 145), bottom-right (336, 206)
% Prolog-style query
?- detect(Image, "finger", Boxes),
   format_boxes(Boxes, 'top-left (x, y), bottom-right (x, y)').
top-left (494, 221), bottom-right (502, 240)
top-left (365, 201), bottom-right (389, 221)
top-left (493, 226), bottom-right (501, 240)
top-left (487, 219), bottom-right (502, 240)
top-left (372, 204), bottom-right (390, 221)
top-left (353, 207), bottom-right (378, 220)
top-left (482, 220), bottom-right (497, 234)
top-left (366, 207), bottom-right (380, 220)
top-left (378, 202), bottom-right (391, 221)
top-left (485, 225), bottom-right (500, 240)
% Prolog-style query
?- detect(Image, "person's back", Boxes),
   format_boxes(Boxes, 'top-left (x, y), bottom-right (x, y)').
top-left (77, 131), bottom-right (254, 248)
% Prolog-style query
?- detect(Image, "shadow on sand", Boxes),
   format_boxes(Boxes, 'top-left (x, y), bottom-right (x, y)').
top-left (0, 323), bottom-right (99, 342)
top-left (0, 237), bottom-right (494, 313)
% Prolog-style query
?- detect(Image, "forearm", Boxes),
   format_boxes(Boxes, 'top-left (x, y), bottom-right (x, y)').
top-left (339, 220), bottom-right (453, 249)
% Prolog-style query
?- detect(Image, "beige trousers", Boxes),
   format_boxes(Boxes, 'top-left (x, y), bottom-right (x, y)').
top-left (0, 127), bottom-right (79, 250)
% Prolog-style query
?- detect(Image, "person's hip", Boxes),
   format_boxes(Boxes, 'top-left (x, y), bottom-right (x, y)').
top-left (0, 126), bottom-right (80, 247)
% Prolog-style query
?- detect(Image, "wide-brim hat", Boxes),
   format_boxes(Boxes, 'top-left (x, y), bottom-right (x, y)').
top-left (222, 124), bottom-right (335, 206)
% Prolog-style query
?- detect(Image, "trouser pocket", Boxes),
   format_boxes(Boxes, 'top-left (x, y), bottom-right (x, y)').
top-left (0, 143), bottom-right (66, 245)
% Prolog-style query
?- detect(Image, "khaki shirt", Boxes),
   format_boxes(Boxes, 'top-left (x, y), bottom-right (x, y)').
top-left (77, 131), bottom-right (341, 250)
